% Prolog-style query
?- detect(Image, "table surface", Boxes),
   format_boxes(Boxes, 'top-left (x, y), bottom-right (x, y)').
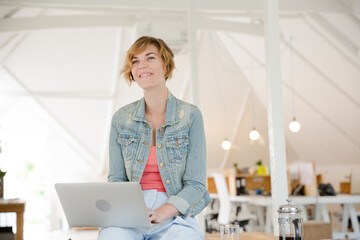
top-left (0, 198), bottom-right (25, 210)
top-left (211, 194), bottom-right (360, 205)
top-left (0, 198), bottom-right (26, 203)
top-left (205, 232), bottom-right (277, 240)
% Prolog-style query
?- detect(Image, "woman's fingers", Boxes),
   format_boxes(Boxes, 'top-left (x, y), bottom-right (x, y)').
top-left (147, 208), bottom-right (152, 216)
top-left (148, 208), bottom-right (158, 222)
top-left (149, 210), bottom-right (161, 223)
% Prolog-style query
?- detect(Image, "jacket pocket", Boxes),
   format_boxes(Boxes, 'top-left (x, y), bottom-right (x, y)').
top-left (117, 134), bottom-right (140, 161)
top-left (165, 134), bottom-right (189, 163)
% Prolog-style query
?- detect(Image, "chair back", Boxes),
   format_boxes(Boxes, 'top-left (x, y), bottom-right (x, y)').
top-left (213, 172), bottom-right (231, 224)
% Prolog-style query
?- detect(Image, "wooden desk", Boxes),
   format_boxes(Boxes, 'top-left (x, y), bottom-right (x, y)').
top-left (208, 173), bottom-right (271, 196)
top-left (205, 232), bottom-right (277, 240)
top-left (0, 199), bottom-right (25, 240)
top-left (237, 174), bottom-right (271, 193)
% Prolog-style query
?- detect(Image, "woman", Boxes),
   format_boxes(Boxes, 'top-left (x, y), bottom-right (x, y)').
top-left (98, 36), bottom-right (211, 240)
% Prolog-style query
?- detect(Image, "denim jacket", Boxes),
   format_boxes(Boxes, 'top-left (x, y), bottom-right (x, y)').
top-left (108, 91), bottom-right (211, 217)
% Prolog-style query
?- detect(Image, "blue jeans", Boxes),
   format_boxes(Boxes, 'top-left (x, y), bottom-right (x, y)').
top-left (97, 190), bottom-right (203, 240)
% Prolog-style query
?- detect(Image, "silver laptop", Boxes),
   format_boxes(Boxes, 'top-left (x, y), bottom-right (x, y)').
top-left (55, 182), bottom-right (152, 228)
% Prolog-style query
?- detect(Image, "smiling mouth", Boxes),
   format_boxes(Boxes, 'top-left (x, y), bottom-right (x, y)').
top-left (139, 72), bottom-right (152, 78)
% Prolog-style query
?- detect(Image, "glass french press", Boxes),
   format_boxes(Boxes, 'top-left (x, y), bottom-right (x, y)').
top-left (278, 199), bottom-right (304, 240)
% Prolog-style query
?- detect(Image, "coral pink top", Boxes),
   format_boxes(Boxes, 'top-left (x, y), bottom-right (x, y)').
top-left (140, 146), bottom-right (166, 192)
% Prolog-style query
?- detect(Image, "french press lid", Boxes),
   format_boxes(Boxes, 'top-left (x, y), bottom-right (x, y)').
top-left (278, 199), bottom-right (302, 214)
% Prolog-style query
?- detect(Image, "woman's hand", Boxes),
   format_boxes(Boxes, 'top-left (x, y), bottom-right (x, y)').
top-left (148, 203), bottom-right (180, 223)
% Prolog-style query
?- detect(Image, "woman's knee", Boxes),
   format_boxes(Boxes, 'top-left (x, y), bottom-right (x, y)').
top-left (97, 227), bottom-right (141, 240)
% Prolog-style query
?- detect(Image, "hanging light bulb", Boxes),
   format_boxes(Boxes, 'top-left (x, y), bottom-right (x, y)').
top-left (289, 118), bottom-right (301, 133)
top-left (221, 139), bottom-right (232, 150)
top-left (249, 128), bottom-right (260, 141)
top-left (289, 37), bottom-right (301, 133)
top-left (248, 62), bottom-right (261, 142)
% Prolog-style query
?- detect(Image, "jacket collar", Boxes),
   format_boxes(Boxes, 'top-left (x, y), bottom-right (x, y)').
top-left (132, 90), bottom-right (179, 126)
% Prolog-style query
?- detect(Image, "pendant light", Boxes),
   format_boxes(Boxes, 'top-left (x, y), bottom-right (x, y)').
top-left (221, 102), bottom-right (232, 150)
top-left (249, 128), bottom-right (260, 141)
top-left (289, 118), bottom-right (301, 133)
top-left (288, 37), bottom-right (301, 133)
top-left (249, 62), bottom-right (260, 141)
top-left (221, 139), bottom-right (232, 150)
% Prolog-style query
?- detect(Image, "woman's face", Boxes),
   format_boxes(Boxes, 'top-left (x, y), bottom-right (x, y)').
top-left (131, 44), bottom-right (166, 90)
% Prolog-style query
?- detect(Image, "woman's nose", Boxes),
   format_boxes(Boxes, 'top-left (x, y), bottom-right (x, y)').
top-left (138, 60), bottom-right (147, 69)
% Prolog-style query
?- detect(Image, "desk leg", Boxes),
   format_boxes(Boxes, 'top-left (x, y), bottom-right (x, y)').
top-left (17, 211), bottom-right (24, 240)
top-left (265, 206), bottom-right (273, 234)
top-left (320, 204), bottom-right (330, 223)
top-left (341, 204), bottom-right (349, 233)
top-left (300, 205), bottom-right (308, 221)
top-left (348, 204), bottom-right (360, 234)
top-left (314, 204), bottom-right (321, 221)
top-left (240, 203), bottom-right (254, 232)
top-left (255, 206), bottom-right (265, 231)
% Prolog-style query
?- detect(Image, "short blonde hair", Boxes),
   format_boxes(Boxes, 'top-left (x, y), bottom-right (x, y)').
top-left (121, 36), bottom-right (175, 85)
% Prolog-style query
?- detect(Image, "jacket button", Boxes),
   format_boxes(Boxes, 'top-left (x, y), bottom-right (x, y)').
top-left (157, 144), bottom-right (161, 148)
top-left (159, 128), bottom-right (164, 133)
top-left (160, 163), bottom-right (164, 167)
top-left (145, 124), bottom-right (150, 128)
top-left (188, 213), bottom-right (192, 217)
top-left (165, 180), bottom-right (170, 184)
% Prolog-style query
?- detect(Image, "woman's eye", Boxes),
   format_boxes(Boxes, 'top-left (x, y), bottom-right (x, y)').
top-left (148, 56), bottom-right (155, 60)
top-left (132, 60), bottom-right (139, 65)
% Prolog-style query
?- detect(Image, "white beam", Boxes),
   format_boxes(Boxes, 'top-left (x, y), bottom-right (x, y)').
top-left (0, 91), bottom-right (114, 99)
top-left (0, 10), bottom-right (43, 59)
top-left (0, 33), bottom-right (27, 64)
top-left (302, 14), bottom-right (360, 77)
top-left (187, 0), bottom-right (200, 106)
top-left (225, 32), bottom-right (265, 71)
top-left (279, 33), bottom-right (360, 109)
top-left (0, 15), bottom-right (136, 32)
top-left (0, 13), bottom-right (266, 37)
top-left (197, 17), bottom-right (263, 36)
top-left (0, 0), bottom-right (352, 13)
top-left (264, 0), bottom-right (288, 235)
top-left (0, 4), bottom-right (308, 20)
top-left (307, 13), bottom-right (359, 55)
top-left (0, 7), bottom-right (20, 19)
top-left (0, 33), bottom-right (18, 51)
